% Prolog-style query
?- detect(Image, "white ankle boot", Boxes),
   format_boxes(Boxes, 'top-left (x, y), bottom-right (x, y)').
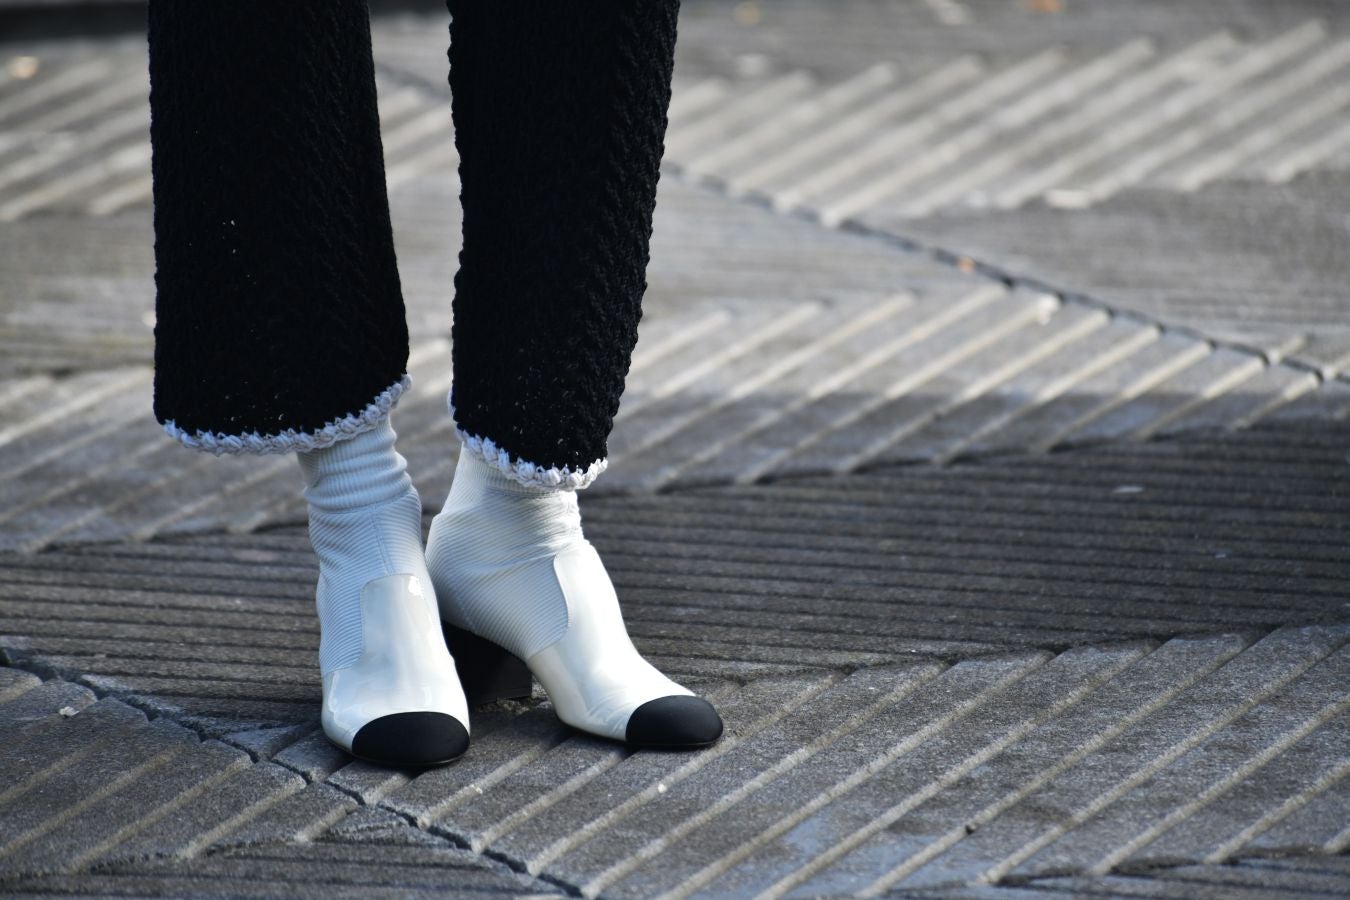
top-left (425, 447), bottom-right (723, 748)
top-left (298, 417), bottom-right (470, 766)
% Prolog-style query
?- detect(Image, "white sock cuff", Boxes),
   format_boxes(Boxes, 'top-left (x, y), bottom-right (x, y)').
top-left (447, 395), bottom-right (607, 492)
top-left (297, 414), bottom-right (414, 513)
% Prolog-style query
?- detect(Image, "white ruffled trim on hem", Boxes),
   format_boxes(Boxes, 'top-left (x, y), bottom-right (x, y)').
top-left (162, 373), bottom-right (412, 456)
top-left (448, 396), bottom-right (607, 491)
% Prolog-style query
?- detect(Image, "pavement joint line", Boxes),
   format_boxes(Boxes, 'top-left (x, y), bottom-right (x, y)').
top-left (824, 213), bottom-right (1336, 383)
top-left (650, 652), bottom-right (1052, 900)
top-left (0, 741), bottom-right (183, 865)
top-left (357, 50), bottom-right (1335, 402)
top-left (613, 293), bottom-right (918, 477)
top-left (62, 751), bottom-right (253, 874)
top-left (529, 669), bottom-right (848, 878)
top-left (768, 644), bottom-right (1150, 899)
top-left (837, 304), bottom-right (1109, 472)
top-left (0, 650), bottom-right (318, 781)
top-left (718, 284), bottom-right (1015, 484)
top-left (857, 636), bottom-right (1245, 895)
top-left (671, 162), bottom-right (1339, 400)
top-left (976, 628), bottom-right (1349, 887)
top-left (412, 724), bottom-right (573, 832)
top-left (579, 665), bottom-right (939, 896)
top-left (1201, 763), bottom-right (1350, 864)
top-left (1086, 691), bottom-right (1350, 875)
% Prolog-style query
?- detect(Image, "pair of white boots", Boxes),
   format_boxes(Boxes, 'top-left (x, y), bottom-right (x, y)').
top-left (297, 415), bottom-right (722, 766)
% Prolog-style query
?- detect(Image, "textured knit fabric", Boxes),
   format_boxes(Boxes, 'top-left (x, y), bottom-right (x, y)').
top-left (298, 415), bottom-right (432, 673)
top-left (147, 0), bottom-right (682, 480)
top-left (445, 0), bottom-right (682, 478)
top-left (147, 1), bottom-right (409, 447)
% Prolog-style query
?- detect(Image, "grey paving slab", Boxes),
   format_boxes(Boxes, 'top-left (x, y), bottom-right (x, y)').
top-left (0, 677), bottom-right (92, 731)
top-left (0, 699), bottom-right (234, 877)
top-left (1056, 347), bottom-right (1268, 446)
top-left (13, 736), bottom-right (249, 875)
top-left (4, 24), bottom-right (1346, 549)
top-left (6, 421), bottom-right (1350, 737)
top-left (324, 807), bottom-right (447, 848)
top-left (896, 177), bottom-right (1350, 377)
top-left (345, 627), bottom-right (1344, 898)
top-left (1245, 772), bottom-right (1350, 855)
top-left (0, 666), bottom-right (40, 703)
top-left (998, 861), bottom-right (1350, 899)
top-left (91, 761), bottom-right (306, 866)
top-left (1007, 645), bottom-right (1350, 880)
top-left (377, 708), bottom-right (568, 830)
top-left (1123, 711), bottom-right (1350, 868)
top-left (796, 634), bottom-right (1249, 894)
top-left (641, 7), bottom-right (1350, 379)
top-left (688, 647), bottom-right (1138, 898)
top-left (2, 842), bottom-right (562, 898)
top-left (0, 696), bottom-right (151, 810)
top-left (892, 626), bottom-right (1346, 892)
top-left (211, 781), bottom-right (360, 851)
top-left (2, 4), bottom-right (1349, 897)
top-left (0, 626), bottom-right (1346, 894)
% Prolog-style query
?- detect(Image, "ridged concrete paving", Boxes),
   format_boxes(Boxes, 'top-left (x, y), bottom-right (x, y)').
top-left (1, 626), bottom-right (1346, 896)
top-left (3, 2), bottom-right (1349, 897)
top-left (643, 2), bottom-right (1350, 374)
top-left (5, 421), bottom-right (1350, 729)
top-left (5, 25), bottom-right (1350, 552)
top-left (3, 423), bottom-right (1350, 895)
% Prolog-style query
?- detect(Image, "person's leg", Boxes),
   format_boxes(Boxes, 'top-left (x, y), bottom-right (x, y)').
top-left (427, 0), bottom-right (723, 748)
top-left (146, 0), bottom-right (468, 765)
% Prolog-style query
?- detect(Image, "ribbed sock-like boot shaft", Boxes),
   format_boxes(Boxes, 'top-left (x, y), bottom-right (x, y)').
top-left (297, 416), bottom-right (431, 673)
top-left (298, 416), bottom-right (414, 512)
top-left (426, 448), bottom-right (582, 660)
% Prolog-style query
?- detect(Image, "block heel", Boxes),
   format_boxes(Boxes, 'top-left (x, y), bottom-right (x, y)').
top-left (442, 622), bottom-right (533, 706)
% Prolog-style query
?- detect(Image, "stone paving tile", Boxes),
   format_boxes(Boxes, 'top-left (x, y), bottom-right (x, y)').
top-left (3, 842), bottom-right (562, 898)
top-left (3, 5), bottom-right (1349, 897)
top-left (6, 419), bottom-right (1350, 732)
top-left (2, 624), bottom-right (1345, 895)
top-left (933, 858), bottom-right (1350, 898)
top-left (637, 7), bottom-right (1350, 377)
top-left (902, 178), bottom-right (1350, 377)
top-left (4, 31), bottom-right (1348, 549)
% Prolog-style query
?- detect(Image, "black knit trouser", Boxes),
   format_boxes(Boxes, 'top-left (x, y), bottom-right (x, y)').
top-left (147, 1), bottom-right (680, 485)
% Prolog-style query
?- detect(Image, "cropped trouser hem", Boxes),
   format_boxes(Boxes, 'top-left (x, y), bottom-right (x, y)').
top-left (161, 373), bottom-right (412, 456)
top-left (448, 395), bottom-right (607, 492)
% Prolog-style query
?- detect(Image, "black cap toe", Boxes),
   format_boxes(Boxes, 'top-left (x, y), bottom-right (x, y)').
top-left (625, 695), bottom-right (723, 749)
top-left (350, 712), bottom-right (469, 767)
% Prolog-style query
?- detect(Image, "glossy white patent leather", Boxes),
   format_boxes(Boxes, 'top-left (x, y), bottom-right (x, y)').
top-left (525, 543), bottom-right (692, 741)
top-left (321, 573), bottom-right (470, 751)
